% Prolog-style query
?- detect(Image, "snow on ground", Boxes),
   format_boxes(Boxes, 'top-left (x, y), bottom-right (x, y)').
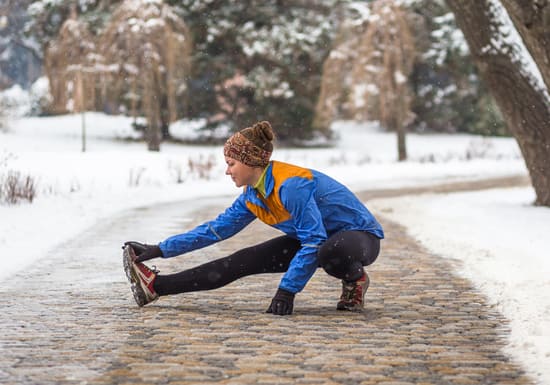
top-left (369, 188), bottom-right (550, 384)
top-left (1, 113), bottom-right (548, 384)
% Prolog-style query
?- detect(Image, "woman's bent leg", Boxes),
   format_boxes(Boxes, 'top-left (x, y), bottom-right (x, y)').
top-left (318, 231), bottom-right (380, 282)
top-left (318, 231), bottom-right (380, 311)
top-left (154, 236), bottom-right (301, 296)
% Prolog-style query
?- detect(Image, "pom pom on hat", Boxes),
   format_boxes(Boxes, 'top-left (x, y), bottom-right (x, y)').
top-left (224, 121), bottom-right (274, 167)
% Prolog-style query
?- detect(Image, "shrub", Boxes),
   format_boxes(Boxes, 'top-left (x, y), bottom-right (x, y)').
top-left (0, 171), bottom-right (37, 204)
top-left (188, 155), bottom-right (216, 180)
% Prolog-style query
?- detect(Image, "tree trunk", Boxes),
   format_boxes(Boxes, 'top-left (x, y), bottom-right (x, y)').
top-left (146, 99), bottom-right (161, 152)
top-left (446, 0), bottom-right (550, 206)
top-left (397, 116), bottom-right (407, 162)
top-left (399, 92), bottom-right (410, 162)
top-left (147, 123), bottom-right (161, 152)
top-left (499, 0), bottom-right (550, 89)
top-left (144, 72), bottom-right (161, 152)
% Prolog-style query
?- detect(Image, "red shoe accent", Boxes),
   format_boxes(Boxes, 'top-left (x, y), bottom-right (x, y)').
top-left (123, 245), bottom-right (159, 307)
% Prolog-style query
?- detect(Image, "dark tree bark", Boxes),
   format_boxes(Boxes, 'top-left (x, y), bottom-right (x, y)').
top-left (446, 0), bottom-right (550, 206)
top-left (499, 0), bottom-right (550, 89)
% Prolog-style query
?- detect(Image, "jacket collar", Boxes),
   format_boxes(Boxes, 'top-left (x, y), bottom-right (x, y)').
top-left (263, 161), bottom-right (275, 197)
top-left (244, 161), bottom-right (274, 202)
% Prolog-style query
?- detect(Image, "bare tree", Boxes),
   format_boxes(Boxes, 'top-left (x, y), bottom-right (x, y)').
top-left (314, 0), bottom-right (415, 160)
top-left (44, 6), bottom-right (96, 115)
top-left (99, 0), bottom-right (192, 151)
top-left (313, 20), bottom-right (364, 136)
top-left (446, 0), bottom-right (550, 206)
top-left (348, 0), bottom-right (415, 160)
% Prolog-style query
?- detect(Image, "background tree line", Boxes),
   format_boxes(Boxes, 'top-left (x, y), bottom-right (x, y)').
top-left (4, 0), bottom-right (506, 141)
top-left (1, 0), bottom-right (549, 205)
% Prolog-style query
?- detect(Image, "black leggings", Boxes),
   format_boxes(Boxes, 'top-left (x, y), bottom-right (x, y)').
top-left (154, 231), bottom-right (380, 296)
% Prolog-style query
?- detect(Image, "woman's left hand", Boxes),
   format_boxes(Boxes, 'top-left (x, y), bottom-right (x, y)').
top-left (123, 241), bottom-right (163, 262)
top-left (266, 288), bottom-right (295, 315)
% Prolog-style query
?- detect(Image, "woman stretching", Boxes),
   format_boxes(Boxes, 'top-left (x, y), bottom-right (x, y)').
top-left (123, 121), bottom-right (383, 315)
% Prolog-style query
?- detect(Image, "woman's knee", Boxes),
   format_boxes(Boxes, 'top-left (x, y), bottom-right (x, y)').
top-left (319, 254), bottom-right (363, 280)
top-left (318, 231), bottom-right (380, 278)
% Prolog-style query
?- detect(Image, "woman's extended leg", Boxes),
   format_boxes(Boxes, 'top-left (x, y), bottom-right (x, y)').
top-left (153, 236), bottom-right (301, 296)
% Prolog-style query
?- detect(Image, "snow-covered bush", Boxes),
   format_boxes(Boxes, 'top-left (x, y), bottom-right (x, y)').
top-left (0, 85), bottom-right (31, 123)
top-left (0, 77), bottom-right (52, 130)
top-left (0, 105), bottom-right (6, 133)
top-left (29, 76), bottom-right (52, 116)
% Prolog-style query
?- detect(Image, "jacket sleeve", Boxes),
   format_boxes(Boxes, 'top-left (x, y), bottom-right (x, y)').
top-left (158, 194), bottom-right (256, 258)
top-left (278, 177), bottom-right (327, 293)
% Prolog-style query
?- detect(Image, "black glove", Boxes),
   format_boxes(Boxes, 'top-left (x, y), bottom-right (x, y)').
top-left (123, 241), bottom-right (163, 262)
top-left (266, 288), bottom-right (295, 316)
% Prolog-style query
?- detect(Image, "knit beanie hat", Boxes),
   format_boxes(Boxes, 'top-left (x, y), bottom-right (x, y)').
top-left (224, 121), bottom-right (274, 167)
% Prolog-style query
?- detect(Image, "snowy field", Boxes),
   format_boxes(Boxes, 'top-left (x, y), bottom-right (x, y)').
top-left (1, 113), bottom-right (548, 384)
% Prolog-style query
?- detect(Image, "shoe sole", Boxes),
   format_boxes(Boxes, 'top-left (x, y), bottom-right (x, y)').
top-left (336, 302), bottom-right (364, 311)
top-left (122, 245), bottom-right (148, 307)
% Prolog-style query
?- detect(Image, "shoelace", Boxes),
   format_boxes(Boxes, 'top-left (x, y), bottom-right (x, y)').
top-left (341, 282), bottom-right (358, 301)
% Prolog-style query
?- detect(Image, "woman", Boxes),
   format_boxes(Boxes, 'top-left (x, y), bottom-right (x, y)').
top-left (123, 121), bottom-right (384, 315)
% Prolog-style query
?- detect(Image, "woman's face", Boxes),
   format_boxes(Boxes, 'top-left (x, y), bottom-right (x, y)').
top-left (225, 157), bottom-right (258, 187)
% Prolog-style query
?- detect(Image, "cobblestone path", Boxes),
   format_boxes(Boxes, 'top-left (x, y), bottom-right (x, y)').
top-left (0, 177), bottom-right (533, 385)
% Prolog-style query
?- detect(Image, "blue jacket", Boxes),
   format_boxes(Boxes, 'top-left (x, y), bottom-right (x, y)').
top-left (159, 161), bottom-right (384, 293)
